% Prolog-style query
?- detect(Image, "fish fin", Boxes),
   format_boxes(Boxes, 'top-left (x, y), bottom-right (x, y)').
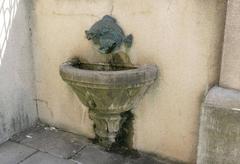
top-left (103, 15), bottom-right (116, 22)
top-left (85, 30), bottom-right (91, 40)
top-left (124, 34), bottom-right (133, 48)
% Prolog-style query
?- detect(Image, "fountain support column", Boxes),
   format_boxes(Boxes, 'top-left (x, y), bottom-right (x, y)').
top-left (89, 110), bottom-right (127, 147)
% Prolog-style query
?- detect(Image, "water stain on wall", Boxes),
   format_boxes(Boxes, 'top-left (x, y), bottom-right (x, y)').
top-left (11, 103), bottom-right (30, 133)
top-left (0, 113), bottom-right (7, 135)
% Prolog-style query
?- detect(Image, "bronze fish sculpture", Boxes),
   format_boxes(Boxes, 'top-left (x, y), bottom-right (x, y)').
top-left (85, 15), bottom-right (133, 54)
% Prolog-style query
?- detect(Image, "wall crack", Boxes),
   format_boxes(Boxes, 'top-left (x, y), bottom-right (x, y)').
top-left (52, 12), bottom-right (100, 18)
top-left (110, 0), bottom-right (114, 15)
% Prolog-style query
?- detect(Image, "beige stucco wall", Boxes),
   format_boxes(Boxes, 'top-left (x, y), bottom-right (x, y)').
top-left (32, 0), bottom-right (227, 163)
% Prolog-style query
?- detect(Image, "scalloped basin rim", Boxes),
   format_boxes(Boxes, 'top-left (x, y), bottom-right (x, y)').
top-left (59, 60), bottom-right (158, 146)
top-left (60, 61), bottom-right (158, 86)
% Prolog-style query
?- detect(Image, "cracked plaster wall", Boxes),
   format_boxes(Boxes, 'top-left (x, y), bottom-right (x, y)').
top-left (33, 0), bottom-right (227, 163)
top-left (0, 0), bottom-right (38, 144)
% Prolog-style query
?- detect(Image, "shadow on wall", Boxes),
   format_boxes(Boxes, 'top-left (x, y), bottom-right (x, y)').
top-left (0, 0), bottom-right (20, 65)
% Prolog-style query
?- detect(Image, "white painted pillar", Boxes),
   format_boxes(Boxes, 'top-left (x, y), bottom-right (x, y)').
top-left (220, 0), bottom-right (240, 90)
top-left (197, 1), bottom-right (240, 163)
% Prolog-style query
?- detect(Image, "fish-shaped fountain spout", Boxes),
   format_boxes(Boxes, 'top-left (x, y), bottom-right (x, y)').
top-left (85, 15), bottom-right (133, 54)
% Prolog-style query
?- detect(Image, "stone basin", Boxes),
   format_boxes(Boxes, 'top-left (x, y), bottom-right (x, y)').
top-left (59, 59), bottom-right (158, 147)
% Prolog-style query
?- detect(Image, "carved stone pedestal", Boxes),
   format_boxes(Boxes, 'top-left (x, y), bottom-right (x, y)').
top-left (89, 110), bottom-right (129, 147)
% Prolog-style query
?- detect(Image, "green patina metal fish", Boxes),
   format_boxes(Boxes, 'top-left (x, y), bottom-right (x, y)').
top-left (85, 15), bottom-right (133, 54)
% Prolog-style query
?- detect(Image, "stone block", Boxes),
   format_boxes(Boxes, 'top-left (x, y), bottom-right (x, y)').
top-left (20, 152), bottom-right (76, 164)
top-left (72, 144), bottom-right (125, 164)
top-left (124, 153), bottom-right (165, 164)
top-left (197, 86), bottom-right (240, 164)
top-left (19, 126), bottom-right (90, 159)
top-left (0, 141), bottom-right (36, 164)
top-left (72, 144), bottom-right (166, 164)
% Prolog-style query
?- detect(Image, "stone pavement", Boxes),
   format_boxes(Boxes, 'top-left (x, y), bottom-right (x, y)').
top-left (0, 124), bottom-right (180, 164)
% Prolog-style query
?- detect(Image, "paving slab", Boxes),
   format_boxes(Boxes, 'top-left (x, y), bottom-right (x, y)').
top-left (11, 124), bottom-right (43, 143)
top-left (72, 144), bottom-right (125, 164)
top-left (72, 144), bottom-right (167, 164)
top-left (18, 126), bottom-right (90, 159)
top-left (125, 153), bottom-right (165, 164)
top-left (8, 124), bottom-right (181, 164)
top-left (0, 141), bottom-right (37, 164)
top-left (20, 152), bottom-right (77, 164)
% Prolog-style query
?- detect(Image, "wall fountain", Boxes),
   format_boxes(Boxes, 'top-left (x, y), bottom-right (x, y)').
top-left (59, 15), bottom-right (158, 148)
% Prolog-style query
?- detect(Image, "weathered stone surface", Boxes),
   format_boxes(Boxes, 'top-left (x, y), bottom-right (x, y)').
top-left (19, 127), bottom-right (89, 159)
top-left (10, 124), bottom-right (43, 143)
top-left (197, 86), bottom-right (240, 164)
top-left (1, 126), bottom-right (179, 164)
top-left (0, 141), bottom-right (37, 164)
top-left (125, 155), bottom-right (163, 164)
top-left (60, 60), bottom-right (158, 147)
top-left (72, 144), bottom-right (167, 164)
top-left (203, 86), bottom-right (240, 109)
top-left (20, 152), bottom-right (76, 164)
top-left (72, 144), bottom-right (125, 164)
